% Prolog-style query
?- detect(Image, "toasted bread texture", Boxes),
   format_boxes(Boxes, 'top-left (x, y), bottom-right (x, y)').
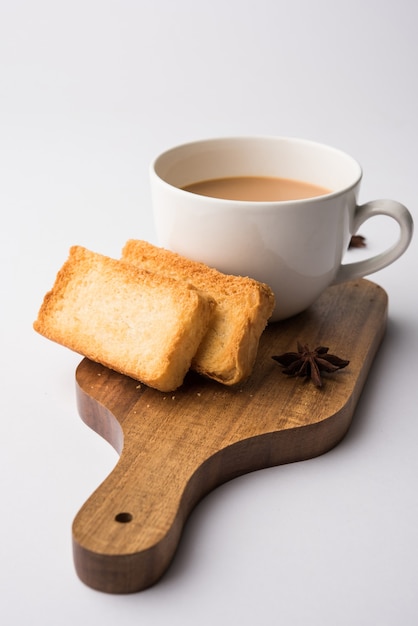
top-left (33, 246), bottom-right (215, 391)
top-left (121, 240), bottom-right (275, 385)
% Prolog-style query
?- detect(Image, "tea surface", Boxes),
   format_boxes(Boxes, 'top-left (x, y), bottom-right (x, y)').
top-left (183, 176), bottom-right (331, 201)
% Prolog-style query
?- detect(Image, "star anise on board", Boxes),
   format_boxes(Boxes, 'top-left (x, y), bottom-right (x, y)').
top-left (348, 234), bottom-right (366, 248)
top-left (272, 342), bottom-right (350, 387)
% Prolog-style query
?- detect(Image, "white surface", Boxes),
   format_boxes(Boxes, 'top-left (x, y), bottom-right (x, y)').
top-left (1, 1), bottom-right (417, 624)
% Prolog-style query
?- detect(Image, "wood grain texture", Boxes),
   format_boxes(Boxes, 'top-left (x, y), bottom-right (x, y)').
top-left (72, 279), bottom-right (387, 593)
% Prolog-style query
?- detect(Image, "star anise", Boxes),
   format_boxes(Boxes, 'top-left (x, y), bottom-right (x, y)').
top-left (348, 234), bottom-right (366, 248)
top-left (272, 342), bottom-right (349, 387)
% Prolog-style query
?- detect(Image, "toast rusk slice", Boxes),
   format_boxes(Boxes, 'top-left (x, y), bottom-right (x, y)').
top-left (33, 246), bottom-right (215, 392)
top-left (121, 240), bottom-right (275, 385)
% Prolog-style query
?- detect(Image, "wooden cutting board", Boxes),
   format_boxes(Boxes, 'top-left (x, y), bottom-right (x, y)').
top-left (72, 278), bottom-right (387, 594)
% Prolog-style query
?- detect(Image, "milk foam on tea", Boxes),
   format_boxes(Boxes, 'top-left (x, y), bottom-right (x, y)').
top-left (183, 176), bottom-right (331, 202)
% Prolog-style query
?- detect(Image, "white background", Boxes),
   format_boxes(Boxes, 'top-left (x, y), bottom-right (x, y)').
top-left (1, 1), bottom-right (417, 624)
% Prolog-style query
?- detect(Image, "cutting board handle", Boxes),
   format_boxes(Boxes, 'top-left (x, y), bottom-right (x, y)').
top-left (72, 413), bottom-right (184, 593)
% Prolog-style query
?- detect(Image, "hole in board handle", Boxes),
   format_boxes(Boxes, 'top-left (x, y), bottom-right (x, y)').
top-left (115, 512), bottom-right (133, 523)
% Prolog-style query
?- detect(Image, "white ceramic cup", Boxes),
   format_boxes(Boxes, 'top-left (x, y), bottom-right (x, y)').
top-left (150, 136), bottom-right (414, 321)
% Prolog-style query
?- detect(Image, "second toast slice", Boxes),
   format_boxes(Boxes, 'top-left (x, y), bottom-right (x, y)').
top-left (121, 240), bottom-right (275, 385)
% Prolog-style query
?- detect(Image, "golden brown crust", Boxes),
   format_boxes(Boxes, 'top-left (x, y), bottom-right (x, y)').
top-left (121, 240), bottom-right (275, 385)
top-left (33, 246), bottom-right (215, 391)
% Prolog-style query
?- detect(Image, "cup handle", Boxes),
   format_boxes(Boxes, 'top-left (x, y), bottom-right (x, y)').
top-left (333, 199), bottom-right (414, 284)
